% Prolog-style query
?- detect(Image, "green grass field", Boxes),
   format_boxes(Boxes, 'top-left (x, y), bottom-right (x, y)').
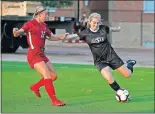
top-left (2, 61), bottom-right (154, 113)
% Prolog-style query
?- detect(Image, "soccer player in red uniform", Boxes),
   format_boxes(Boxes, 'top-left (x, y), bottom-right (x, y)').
top-left (13, 6), bottom-right (68, 106)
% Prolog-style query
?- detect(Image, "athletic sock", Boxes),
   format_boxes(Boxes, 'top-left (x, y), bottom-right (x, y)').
top-left (33, 78), bottom-right (44, 90)
top-left (33, 72), bottom-right (57, 90)
top-left (44, 79), bottom-right (57, 102)
top-left (109, 81), bottom-right (121, 91)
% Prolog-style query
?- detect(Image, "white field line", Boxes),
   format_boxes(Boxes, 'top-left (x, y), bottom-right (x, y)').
top-left (2, 64), bottom-right (154, 74)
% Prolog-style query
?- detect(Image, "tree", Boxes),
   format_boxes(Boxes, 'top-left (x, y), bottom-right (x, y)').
top-left (39, 0), bottom-right (73, 8)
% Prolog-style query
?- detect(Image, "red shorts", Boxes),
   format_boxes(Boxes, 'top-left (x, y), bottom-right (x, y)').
top-left (27, 48), bottom-right (49, 69)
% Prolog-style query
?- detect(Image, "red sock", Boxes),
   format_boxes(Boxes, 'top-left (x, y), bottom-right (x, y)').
top-left (44, 79), bottom-right (57, 102)
top-left (33, 78), bottom-right (44, 90)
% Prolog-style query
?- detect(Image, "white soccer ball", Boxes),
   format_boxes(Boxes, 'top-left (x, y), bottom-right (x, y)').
top-left (115, 88), bottom-right (130, 102)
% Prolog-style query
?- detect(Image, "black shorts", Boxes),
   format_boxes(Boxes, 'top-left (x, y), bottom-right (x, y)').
top-left (96, 57), bottom-right (124, 71)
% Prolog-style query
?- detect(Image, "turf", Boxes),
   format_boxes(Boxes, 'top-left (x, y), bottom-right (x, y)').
top-left (1, 61), bottom-right (154, 113)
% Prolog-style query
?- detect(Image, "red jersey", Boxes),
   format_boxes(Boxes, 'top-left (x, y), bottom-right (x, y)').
top-left (22, 19), bottom-right (52, 49)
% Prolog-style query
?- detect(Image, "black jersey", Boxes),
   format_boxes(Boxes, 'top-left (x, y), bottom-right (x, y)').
top-left (77, 25), bottom-right (118, 65)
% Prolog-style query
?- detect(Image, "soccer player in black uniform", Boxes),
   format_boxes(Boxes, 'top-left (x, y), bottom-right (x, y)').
top-left (66, 13), bottom-right (136, 92)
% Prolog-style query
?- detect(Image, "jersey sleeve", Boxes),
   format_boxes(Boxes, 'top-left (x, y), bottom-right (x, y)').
top-left (100, 25), bottom-right (110, 34)
top-left (46, 27), bottom-right (52, 37)
top-left (77, 31), bottom-right (86, 40)
top-left (105, 25), bottom-right (110, 34)
top-left (22, 21), bottom-right (31, 32)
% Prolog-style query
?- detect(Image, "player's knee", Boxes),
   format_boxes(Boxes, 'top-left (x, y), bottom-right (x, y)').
top-left (107, 79), bottom-right (114, 84)
top-left (50, 72), bottom-right (57, 81)
top-left (42, 70), bottom-right (51, 79)
top-left (124, 72), bottom-right (131, 78)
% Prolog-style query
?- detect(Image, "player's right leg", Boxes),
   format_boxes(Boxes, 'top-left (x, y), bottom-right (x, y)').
top-left (126, 60), bottom-right (137, 73)
top-left (116, 60), bottom-right (136, 78)
top-left (97, 63), bottom-right (121, 92)
top-left (34, 61), bottom-right (65, 106)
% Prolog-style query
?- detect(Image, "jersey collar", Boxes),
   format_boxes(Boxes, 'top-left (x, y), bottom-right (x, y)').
top-left (90, 27), bottom-right (99, 32)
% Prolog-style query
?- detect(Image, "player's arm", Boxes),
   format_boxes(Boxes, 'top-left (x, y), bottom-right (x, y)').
top-left (48, 33), bottom-right (86, 41)
top-left (46, 33), bottom-right (69, 41)
top-left (65, 31), bottom-right (86, 40)
top-left (65, 34), bottom-right (80, 40)
top-left (13, 21), bottom-right (30, 37)
top-left (110, 25), bottom-right (121, 32)
top-left (46, 27), bottom-right (84, 41)
top-left (13, 28), bottom-right (25, 37)
top-left (46, 27), bottom-right (69, 41)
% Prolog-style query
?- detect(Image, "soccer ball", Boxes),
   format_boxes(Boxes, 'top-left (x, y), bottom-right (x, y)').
top-left (115, 88), bottom-right (130, 102)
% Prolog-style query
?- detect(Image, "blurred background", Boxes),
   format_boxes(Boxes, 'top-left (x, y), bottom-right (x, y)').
top-left (1, 0), bottom-right (154, 66)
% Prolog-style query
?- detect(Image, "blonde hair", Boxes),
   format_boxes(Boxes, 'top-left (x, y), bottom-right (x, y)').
top-left (33, 6), bottom-right (46, 19)
top-left (87, 12), bottom-right (102, 28)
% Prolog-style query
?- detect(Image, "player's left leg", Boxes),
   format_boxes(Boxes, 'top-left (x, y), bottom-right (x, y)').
top-left (100, 66), bottom-right (121, 91)
top-left (30, 58), bottom-right (57, 95)
top-left (96, 63), bottom-right (121, 92)
top-left (46, 61), bottom-right (57, 81)
top-left (33, 61), bottom-right (66, 106)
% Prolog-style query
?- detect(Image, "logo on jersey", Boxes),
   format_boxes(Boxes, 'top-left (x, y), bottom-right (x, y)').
top-left (91, 37), bottom-right (105, 44)
top-left (41, 31), bottom-right (46, 39)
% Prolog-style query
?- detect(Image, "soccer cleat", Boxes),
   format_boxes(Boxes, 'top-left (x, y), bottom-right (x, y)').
top-left (30, 85), bottom-right (41, 98)
top-left (127, 60), bottom-right (136, 66)
top-left (52, 99), bottom-right (66, 106)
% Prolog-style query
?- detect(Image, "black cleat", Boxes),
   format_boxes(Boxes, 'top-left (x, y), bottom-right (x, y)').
top-left (127, 60), bottom-right (136, 66)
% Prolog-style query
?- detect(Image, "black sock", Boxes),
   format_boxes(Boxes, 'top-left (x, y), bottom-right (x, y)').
top-left (127, 63), bottom-right (133, 73)
top-left (109, 81), bottom-right (120, 91)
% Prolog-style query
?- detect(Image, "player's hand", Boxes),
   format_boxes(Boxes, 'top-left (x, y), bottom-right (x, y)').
top-left (117, 23), bottom-right (121, 31)
top-left (117, 26), bottom-right (121, 31)
top-left (60, 33), bottom-right (69, 40)
top-left (13, 28), bottom-right (19, 37)
top-left (13, 28), bottom-right (19, 34)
